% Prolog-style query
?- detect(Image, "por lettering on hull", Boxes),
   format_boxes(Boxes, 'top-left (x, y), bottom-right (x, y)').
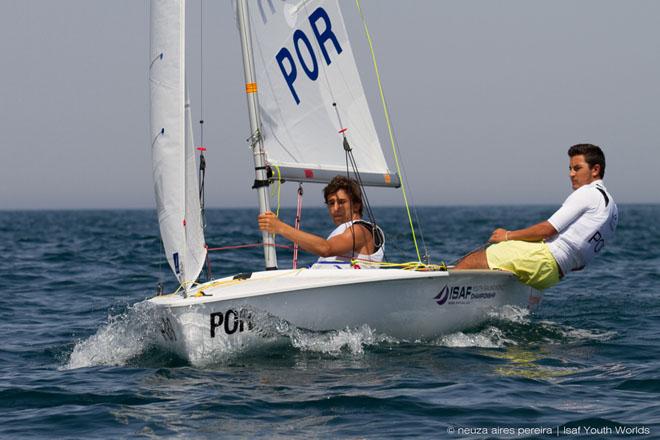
top-left (210, 309), bottom-right (254, 337)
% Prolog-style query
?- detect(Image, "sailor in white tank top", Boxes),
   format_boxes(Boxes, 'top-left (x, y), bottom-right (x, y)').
top-left (256, 177), bottom-right (386, 269)
top-left (314, 220), bottom-right (385, 269)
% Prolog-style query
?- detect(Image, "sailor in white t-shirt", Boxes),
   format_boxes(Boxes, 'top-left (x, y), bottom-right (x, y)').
top-left (258, 175), bottom-right (384, 268)
top-left (546, 179), bottom-right (617, 276)
top-left (455, 144), bottom-right (618, 290)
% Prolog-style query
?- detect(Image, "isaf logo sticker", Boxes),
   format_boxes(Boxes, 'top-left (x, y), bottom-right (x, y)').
top-left (434, 285), bottom-right (499, 306)
top-left (434, 285), bottom-right (450, 305)
top-left (434, 285), bottom-right (473, 306)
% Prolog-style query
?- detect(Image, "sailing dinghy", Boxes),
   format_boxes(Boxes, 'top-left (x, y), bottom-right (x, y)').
top-left (148, 0), bottom-right (539, 363)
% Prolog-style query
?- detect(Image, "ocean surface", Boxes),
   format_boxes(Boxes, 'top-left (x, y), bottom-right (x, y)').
top-left (1, 205), bottom-right (658, 439)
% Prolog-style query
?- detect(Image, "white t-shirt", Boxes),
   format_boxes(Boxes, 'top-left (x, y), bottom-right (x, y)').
top-left (313, 220), bottom-right (385, 269)
top-left (546, 180), bottom-right (618, 275)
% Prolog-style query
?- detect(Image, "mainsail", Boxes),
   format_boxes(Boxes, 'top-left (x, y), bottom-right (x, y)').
top-left (247, 0), bottom-right (399, 187)
top-left (150, 0), bottom-right (206, 286)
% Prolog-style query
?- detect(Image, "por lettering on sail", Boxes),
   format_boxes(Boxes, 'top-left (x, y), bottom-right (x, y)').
top-left (276, 7), bottom-right (343, 105)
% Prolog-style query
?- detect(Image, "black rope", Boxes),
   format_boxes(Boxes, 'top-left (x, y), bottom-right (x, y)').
top-left (344, 145), bottom-right (356, 260)
top-left (198, 149), bottom-right (206, 226)
top-left (199, 1), bottom-right (209, 278)
top-left (347, 149), bottom-right (376, 224)
top-left (346, 145), bottom-right (382, 260)
top-left (333, 101), bottom-right (381, 261)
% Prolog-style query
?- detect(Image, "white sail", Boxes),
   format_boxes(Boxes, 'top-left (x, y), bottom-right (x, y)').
top-left (150, 0), bottom-right (206, 286)
top-left (247, 0), bottom-right (398, 187)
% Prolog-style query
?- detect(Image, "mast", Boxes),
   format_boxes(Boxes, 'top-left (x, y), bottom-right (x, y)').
top-left (236, 0), bottom-right (278, 270)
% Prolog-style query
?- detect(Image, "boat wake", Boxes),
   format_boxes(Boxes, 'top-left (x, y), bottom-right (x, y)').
top-left (63, 302), bottom-right (395, 369)
top-left (290, 324), bottom-right (394, 356)
top-left (432, 305), bottom-right (617, 349)
top-left (434, 326), bottom-right (516, 348)
top-left (429, 305), bottom-right (529, 349)
top-left (173, 307), bottom-right (399, 367)
top-left (63, 302), bottom-right (616, 369)
top-left (63, 301), bottom-right (162, 370)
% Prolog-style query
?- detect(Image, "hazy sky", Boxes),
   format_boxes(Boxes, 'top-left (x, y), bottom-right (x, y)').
top-left (1, 0), bottom-right (659, 210)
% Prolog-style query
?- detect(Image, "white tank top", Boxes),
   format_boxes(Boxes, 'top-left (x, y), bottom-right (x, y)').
top-left (546, 180), bottom-right (618, 274)
top-left (313, 220), bottom-right (385, 269)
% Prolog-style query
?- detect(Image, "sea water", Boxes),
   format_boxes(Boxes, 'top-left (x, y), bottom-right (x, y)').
top-left (0, 206), bottom-right (658, 439)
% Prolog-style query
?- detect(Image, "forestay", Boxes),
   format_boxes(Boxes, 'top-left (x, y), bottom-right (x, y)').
top-left (247, 0), bottom-right (399, 187)
top-left (150, 0), bottom-right (206, 287)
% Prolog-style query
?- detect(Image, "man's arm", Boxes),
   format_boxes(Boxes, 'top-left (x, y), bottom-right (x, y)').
top-left (454, 221), bottom-right (558, 269)
top-left (258, 212), bottom-right (369, 257)
top-left (489, 221), bottom-right (558, 244)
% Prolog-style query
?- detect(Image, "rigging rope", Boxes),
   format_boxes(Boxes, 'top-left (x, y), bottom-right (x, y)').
top-left (351, 259), bottom-right (447, 271)
top-left (198, 0), bottom-right (208, 230)
top-left (292, 183), bottom-right (304, 269)
top-left (199, 0), bottom-right (205, 150)
top-left (198, 2), bottom-right (210, 280)
top-left (343, 143), bottom-right (356, 260)
top-left (355, 0), bottom-right (425, 263)
top-left (333, 103), bottom-right (380, 261)
top-left (198, 147), bottom-right (207, 227)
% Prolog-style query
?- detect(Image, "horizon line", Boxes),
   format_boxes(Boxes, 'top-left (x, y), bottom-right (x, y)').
top-left (1, 202), bottom-right (658, 212)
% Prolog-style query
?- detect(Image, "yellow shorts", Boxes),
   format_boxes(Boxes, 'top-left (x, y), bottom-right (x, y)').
top-left (486, 241), bottom-right (560, 290)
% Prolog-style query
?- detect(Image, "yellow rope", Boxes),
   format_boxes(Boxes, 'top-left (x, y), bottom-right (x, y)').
top-left (355, 0), bottom-right (422, 262)
top-left (352, 259), bottom-right (447, 272)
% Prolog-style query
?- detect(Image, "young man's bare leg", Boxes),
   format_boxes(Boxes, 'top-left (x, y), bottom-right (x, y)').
top-left (454, 248), bottom-right (490, 269)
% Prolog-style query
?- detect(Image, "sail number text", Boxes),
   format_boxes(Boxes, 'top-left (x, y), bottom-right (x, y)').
top-left (210, 309), bottom-right (254, 337)
top-left (276, 7), bottom-right (343, 105)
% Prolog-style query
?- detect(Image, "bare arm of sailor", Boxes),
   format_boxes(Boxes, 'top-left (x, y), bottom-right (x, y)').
top-left (455, 221), bottom-right (558, 269)
top-left (258, 211), bottom-right (371, 257)
top-left (489, 221), bottom-right (558, 243)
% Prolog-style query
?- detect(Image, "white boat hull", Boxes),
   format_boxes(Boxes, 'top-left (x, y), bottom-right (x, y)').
top-left (148, 268), bottom-right (540, 362)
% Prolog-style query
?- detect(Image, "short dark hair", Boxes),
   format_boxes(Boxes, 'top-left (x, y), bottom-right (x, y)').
top-left (568, 143), bottom-right (606, 178)
top-left (323, 175), bottom-right (363, 216)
